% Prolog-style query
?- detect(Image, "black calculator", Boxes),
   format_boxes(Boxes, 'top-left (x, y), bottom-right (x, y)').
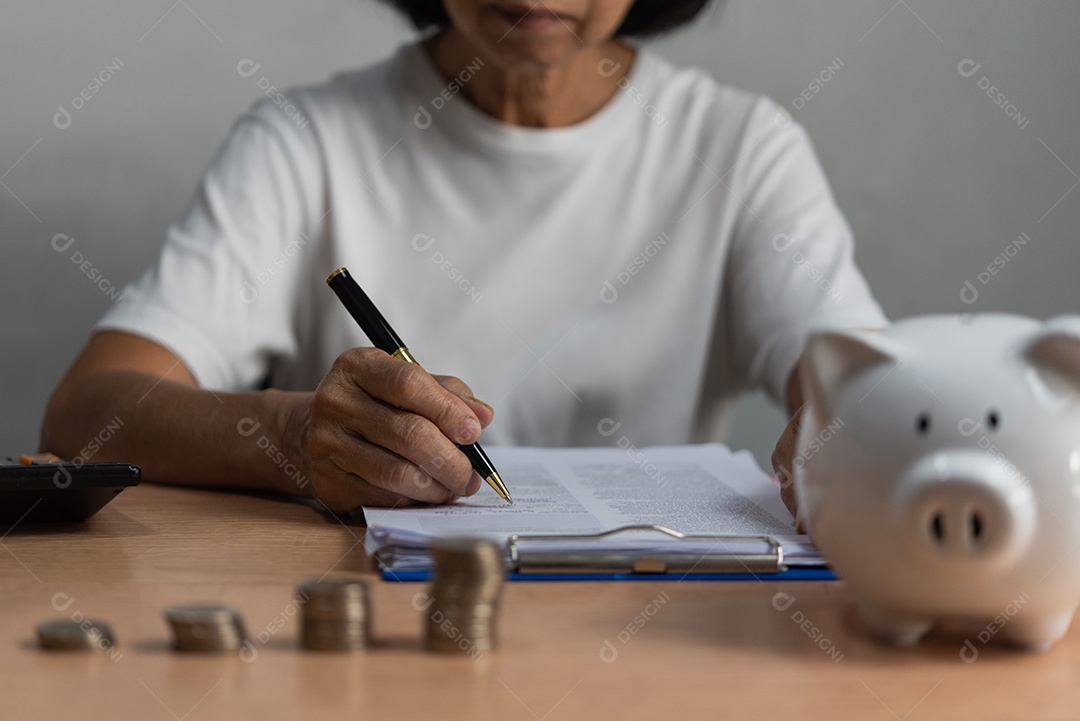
top-left (0, 455), bottom-right (140, 525)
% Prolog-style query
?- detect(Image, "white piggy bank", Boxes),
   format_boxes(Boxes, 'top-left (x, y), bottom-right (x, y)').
top-left (794, 314), bottom-right (1080, 650)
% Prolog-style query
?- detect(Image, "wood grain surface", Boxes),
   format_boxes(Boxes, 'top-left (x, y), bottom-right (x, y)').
top-left (1, 484), bottom-right (1077, 720)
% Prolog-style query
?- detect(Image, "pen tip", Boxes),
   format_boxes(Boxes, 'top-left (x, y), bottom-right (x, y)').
top-left (505, 496), bottom-right (514, 505)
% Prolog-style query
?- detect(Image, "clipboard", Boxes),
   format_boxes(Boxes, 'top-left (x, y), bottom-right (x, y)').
top-left (376, 525), bottom-right (837, 582)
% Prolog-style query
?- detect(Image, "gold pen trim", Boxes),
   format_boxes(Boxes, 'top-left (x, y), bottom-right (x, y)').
top-left (392, 347), bottom-right (419, 364)
top-left (326, 267), bottom-right (348, 284)
top-left (485, 471), bottom-right (513, 504)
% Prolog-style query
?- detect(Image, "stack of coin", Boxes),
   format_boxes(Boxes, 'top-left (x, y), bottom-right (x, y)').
top-left (165, 604), bottom-right (246, 652)
top-left (37, 618), bottom-right (115, 651)
top-left (425, 537), bottom-right (505, 655)
top-left (299, 578), bottom-right (370, 651)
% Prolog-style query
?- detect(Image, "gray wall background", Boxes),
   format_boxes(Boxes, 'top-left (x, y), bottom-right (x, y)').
top-left (3, 1), bottom-right (1078, 469)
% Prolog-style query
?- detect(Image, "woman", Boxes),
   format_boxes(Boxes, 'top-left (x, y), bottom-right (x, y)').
top-left (41, 0), bottom-right (885, 515)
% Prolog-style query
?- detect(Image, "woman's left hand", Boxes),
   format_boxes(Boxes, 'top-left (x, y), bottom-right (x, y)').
top-left (772, 404), bottom-right (806, 533)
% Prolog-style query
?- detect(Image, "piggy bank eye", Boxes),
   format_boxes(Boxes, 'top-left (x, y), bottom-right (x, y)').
top-left (915, 413), bottom-right (932, 435)
top-left (986, 410), bottom-right (1000, 430)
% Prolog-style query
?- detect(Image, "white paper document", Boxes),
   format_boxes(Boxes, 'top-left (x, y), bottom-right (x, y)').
top-left (362, 444), bottom-right (824, 573)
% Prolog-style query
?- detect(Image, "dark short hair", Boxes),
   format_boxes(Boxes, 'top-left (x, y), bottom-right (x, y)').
top-left (381, 0), bottom-right (713, 37)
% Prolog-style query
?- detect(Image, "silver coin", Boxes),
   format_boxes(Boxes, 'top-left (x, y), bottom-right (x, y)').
top-left (37, 619), bottom-right (116, 651)
top-left (301, 619), bottom-right (370, 651)
top-left (298, 578), bottom-right (370, 651)
top-left (425, 538), bottom-right (504, 655)
top-left (165, 603), bottom-right (246, 652)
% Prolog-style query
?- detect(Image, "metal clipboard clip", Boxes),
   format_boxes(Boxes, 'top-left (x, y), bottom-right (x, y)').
top-left (507, 525), bottom-right (786, 576)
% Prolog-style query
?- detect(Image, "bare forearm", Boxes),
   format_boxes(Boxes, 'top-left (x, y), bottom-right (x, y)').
top-left (40, 370), bottom-right (311, 498)
top-left (41, 330), bottom-right (494, 511)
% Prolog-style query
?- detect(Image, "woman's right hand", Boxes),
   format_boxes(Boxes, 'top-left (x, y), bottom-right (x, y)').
top-left (286, 347), bottom-right (495, 513)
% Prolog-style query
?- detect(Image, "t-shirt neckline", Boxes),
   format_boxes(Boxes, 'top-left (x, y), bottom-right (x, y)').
top-left (401, 41), bottom-right (652, 157)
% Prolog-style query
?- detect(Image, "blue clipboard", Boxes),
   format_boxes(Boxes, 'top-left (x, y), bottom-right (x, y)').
top-left (381, 568), bottom-right (837, 582)
top-left (376, 525), bottom-right (837, 582)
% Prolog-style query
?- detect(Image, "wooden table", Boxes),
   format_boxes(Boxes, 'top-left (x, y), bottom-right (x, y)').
top-left (2, 484), bottom-right (1078, 720)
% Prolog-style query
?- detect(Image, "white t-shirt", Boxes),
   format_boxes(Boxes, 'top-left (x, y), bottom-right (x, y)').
top-left (98, 43), bottom-right (886, 446)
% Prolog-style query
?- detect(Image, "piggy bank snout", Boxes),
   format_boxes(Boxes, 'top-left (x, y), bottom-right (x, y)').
top-left (901, 454), bottom-right (1036, 564)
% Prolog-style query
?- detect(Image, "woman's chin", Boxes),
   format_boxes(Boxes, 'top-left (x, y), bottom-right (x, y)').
top-left (472, 14), bottom-right (588, 71)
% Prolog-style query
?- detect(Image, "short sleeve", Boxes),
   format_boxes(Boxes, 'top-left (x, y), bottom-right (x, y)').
top-left (723, 98), bottom-right (888, 403)
top-left (95, 97), bottom-right (322, 390)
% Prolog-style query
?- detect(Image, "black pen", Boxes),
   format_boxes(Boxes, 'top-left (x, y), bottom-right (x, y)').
top-left (326, 267), bottom-right (512, 504)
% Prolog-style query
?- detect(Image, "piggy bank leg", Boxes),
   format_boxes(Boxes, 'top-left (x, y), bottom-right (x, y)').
top-left (1001, 609), bottom-right (1075, 651)
top-left (859, 605), bottom-right (934, 646)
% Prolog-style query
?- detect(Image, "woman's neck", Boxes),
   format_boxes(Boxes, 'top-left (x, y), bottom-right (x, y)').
top-left (425, 30), bottom-right (635, 128)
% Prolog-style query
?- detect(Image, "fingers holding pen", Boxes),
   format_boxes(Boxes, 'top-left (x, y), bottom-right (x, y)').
top-left (434, 374), bottom-right (495, 430)
top-left (317, 435), bottom-right (461, 510)
top-left (304, 391), bottom-right (466, 510)
top-left (354, 350), bottom-right (484, 446)
top-left (354, 397), bottom-right (477, 495)
top-left (317, 348), bottom-right (482, 497)
top-left (321, 268), bottom-right (507, 509)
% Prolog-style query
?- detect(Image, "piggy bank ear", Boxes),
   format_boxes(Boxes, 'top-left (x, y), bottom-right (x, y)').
top-left (1025, 316), bottom-right (1080, 396)
top-left (799, 329), bottom-right (898, 420)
